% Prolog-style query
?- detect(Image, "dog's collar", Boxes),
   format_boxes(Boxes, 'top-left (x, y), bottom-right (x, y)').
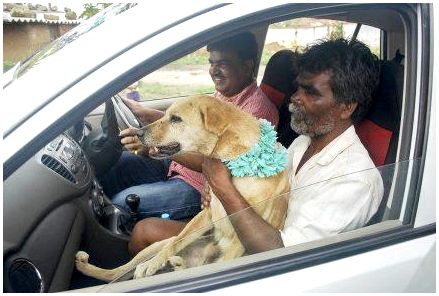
top-left (224, 119), bottom-right (287, 178)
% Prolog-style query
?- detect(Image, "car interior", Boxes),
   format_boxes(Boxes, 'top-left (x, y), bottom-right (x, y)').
top-left (4, 4), bottom-right (424, 293)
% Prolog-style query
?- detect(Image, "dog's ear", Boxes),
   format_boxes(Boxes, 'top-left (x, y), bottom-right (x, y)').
top-left (200, 104), bottom-right (229, 136)
top-left (199, 101), bottom-right (250, 159)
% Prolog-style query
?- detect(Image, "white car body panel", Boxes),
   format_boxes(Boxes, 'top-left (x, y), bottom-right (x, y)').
top-left (2, 2), bottom-right (435, 293)
top-left (213, 234), bottom-right (435, 293)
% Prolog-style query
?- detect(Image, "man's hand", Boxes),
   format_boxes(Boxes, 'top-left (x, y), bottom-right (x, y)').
top-left (202, 157), bottom-right (235, 200)
top-left (202, 157), bottom-right (249, 214)
top-left (202, 157), bottom-right (284, 253)
top-left (121, 97), bottom-right (164, 124)
top-left (120, 128), bottom-right (149, 156)
top-left (201, 182), bottom-right (211, 209)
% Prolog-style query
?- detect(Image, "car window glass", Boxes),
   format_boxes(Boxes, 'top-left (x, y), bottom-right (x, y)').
top-left (257, 18), bottom-right (382, 84)
top-left (97, 159), bottom-right (415, 290)
top-left (355, 25), bottom-right (381, 57)
top-left (126, 47), bottom-right (215, 102)
top-left (15, 3), bottom-right (137, 79)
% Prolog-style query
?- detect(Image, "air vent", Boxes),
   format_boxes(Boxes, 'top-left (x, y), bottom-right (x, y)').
top-left (41, 154), bottom-right (76, 183)
top-left (7, 258), bottom-right (44, 293)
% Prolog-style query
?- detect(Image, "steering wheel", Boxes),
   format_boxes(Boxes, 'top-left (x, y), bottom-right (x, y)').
top-left (81, 95), bottom-right (145, 177)
top-left (111, 95), bottom-right (143, 130)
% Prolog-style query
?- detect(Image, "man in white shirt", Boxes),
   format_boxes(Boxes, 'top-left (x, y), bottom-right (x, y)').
top-left (202, 38), bottom-right (384, 252)
top-left (281, 125), bottom-right (383, 246)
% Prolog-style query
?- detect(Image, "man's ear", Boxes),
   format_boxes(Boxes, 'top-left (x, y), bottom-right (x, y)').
top-left (243, 59), bottom-right (255, 78)
top-left (200, 104), bottom-right (229, 136)
top-left (339, 101), bottom-right (358, 120)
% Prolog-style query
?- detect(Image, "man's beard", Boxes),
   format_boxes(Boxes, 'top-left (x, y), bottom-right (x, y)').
top-left (288, 103), bottom-right (335, 137)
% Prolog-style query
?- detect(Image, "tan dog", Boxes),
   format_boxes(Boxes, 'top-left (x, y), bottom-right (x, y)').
top-left (75, 95), bottom-right (289, 281)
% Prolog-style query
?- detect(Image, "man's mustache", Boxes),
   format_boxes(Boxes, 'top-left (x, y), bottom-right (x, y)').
top-left (288, 103), bottom-right (306, 120)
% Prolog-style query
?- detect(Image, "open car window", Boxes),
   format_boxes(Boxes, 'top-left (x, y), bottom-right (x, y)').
top-left (136, 47), bottom-right (215, 101)
top-left (94, 158), bottom-right (417, 291)
top-left (116, 18), bottom-right (383, 103)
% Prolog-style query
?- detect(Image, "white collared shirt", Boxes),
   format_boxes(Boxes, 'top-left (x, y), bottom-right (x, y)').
top-left (280, 126), bottom-right (384, 247)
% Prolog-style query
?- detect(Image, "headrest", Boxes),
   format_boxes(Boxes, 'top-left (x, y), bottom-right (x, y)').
top-left (261, 49), bottom-right (299, 108)
top-left (355, 57), bottom-right (404, 167)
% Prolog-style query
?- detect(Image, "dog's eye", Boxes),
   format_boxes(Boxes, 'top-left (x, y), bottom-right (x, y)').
top-left (170, 115), bottom-right (183, 124)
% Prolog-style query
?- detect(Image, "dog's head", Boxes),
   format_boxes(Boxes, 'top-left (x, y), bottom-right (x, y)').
top-left (139, 95), bottom-right (258, 160)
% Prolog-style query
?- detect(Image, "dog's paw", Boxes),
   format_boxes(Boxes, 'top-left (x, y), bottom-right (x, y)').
top-left (168, 256), bottom-right (186, 271)
top-left (75, 251), bottom-right (90, 271)
top-left (133, 261), bottom-right (149, 279)
top-left (134, 257), bottom-right (165, 278)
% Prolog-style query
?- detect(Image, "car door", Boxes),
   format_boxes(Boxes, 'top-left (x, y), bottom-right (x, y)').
top-left (3, 2), bottom-right (435, 293)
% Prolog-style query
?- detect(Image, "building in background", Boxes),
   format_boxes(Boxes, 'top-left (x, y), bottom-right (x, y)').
top-left (3, 3), bottom-right (82, 71)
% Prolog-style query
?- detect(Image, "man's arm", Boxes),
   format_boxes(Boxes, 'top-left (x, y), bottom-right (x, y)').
top-left (122, 97), bottom-right (164, 124)
top-left (202, 157), bottom-right (284, 253)
top-left (171, 153), bottom-right (204, 172)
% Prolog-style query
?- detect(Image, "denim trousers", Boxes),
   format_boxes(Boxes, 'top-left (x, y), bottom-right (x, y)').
top-left (99, 151), bottom-right (201, 220)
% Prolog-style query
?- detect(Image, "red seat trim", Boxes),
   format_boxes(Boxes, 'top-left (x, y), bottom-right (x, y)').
top-left (260, 83), bottom-right (285, 108)
top-left (355, 119), bottom-right (393, 167)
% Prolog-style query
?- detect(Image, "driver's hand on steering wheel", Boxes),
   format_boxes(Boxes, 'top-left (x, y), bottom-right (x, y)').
top-left (121, 97), bottom-right (165, 124)
top-left (120, 128), bottom-right (148, 156)
top-left (121, 97), bottom-right (144, 117)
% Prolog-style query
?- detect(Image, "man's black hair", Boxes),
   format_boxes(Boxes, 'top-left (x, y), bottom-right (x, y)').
top-left (207, 31), bottom-right (259, 65)
top-left (298, 38), bottom-right (380, 123)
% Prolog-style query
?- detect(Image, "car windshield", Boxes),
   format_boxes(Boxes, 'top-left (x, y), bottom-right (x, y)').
top-left (13, 3), bottom-right (137, 80)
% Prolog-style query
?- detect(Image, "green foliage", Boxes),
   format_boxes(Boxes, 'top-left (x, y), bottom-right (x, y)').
top-left (3, 61), bottom-right (16, 73)
top-left (329, 21), bottom-right (344, 40)
top-left (65, 10), bottom-right (77, 20)
top-left (80, 4), bottom-right (99, 19)
top-left (138, 81), bottom-right (214, 101)
top-left (80, 3), bottom-right (112, 19)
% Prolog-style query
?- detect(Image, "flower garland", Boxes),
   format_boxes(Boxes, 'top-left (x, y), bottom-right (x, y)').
top-left (225, 119), bottom-right (287, 178)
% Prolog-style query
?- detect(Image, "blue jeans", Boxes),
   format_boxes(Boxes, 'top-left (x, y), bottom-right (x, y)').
top-left (99, 151), bottom-right (201, 220)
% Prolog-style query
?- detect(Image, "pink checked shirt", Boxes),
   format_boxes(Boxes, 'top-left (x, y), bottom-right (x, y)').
top-left (167, 82), bottom-right (279, 193)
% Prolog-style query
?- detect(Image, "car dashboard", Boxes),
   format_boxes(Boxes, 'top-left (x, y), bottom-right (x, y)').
top-left (3, 133), bottom-right (94, 292)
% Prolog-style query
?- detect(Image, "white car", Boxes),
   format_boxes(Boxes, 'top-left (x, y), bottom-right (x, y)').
top-left (3, 3), bottom-right (435, 293)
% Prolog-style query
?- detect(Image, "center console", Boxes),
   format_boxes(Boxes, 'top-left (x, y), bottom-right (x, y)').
top-left (90, 179), bottom-right (137, 236)
top-left (43, 134), bottom-right (136, 236)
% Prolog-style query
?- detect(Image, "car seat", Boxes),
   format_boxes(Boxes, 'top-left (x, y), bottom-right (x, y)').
top-left (356, 53), bottom-right (404, 225)
top-left (355, 59), bottom-right (402, 167)
top-left (260, 49), bottom-right (300, 148)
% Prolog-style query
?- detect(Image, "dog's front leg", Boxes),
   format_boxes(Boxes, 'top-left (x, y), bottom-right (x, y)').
top-left (134, 208), bottom-right (213, 278)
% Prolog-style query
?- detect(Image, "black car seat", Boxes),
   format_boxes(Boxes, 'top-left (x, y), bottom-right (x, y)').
top-left (260, 49), bottom-right (300, 148)
top-left (356, 51), bottom-right (404, 225)
top-left (355, 60), bottom-right (403, 167)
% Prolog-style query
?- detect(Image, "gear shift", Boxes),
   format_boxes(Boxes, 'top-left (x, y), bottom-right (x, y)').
top-left (125, 194), bottom-right (140, 222)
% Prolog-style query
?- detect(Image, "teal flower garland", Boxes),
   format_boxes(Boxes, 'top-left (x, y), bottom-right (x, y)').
top-left (225, 119), bottom-right (287, 178)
